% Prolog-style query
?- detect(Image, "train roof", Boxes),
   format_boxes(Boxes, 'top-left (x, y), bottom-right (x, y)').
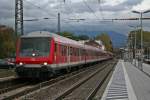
top-left (21, 31), bottom-right (105, 52)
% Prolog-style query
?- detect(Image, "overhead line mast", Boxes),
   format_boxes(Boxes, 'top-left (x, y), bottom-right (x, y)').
top-left (15, 0), bottom-right (24, 36)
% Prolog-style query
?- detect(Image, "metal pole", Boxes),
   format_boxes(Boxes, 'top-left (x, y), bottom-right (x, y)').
top-left (20, 0), bottom-right (23, 35)
top-left (15, 0), bottom-right (24, 36)
top-left (131, 32), bottom-right (133, 63)
top-left (134, 28), bottom-right (137, 66)
top-left (128, 37), bottom-right (130, 62)
top-left (149, 47), bottom-right (150, 59)
top-left (140, 12), bottom-right (143, 69)
top-left (141, 13), bottom-right (143, 51)
top-left (148, 48), bottom-right (149, 59)
top-left (58, 13), bottom-right (60, 34)
top-left (15, 0), bottom-right (17, 37)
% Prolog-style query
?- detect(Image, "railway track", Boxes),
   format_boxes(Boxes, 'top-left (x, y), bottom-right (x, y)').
top-left (0, 60), bottom-right (115, 100)
top-left (0, 77), bottom-right (18, 89)
top-left (0, 78), bottom-right (41, 100)
top-left (0, 78), bottom-right (29, 94)
top-left (18, 60), bottom-right (116, 100)
top-left (55, 62), bottom-right (116, 100)
top-left (0, 82), bottom-right (28, 95)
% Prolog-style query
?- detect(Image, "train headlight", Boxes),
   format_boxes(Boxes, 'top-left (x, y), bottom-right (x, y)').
top-left (43, 62), bottom-right (48, 66)
top-left (32, 53), bottom-right (35, 57)
top-left (19, 62), bottom-right (23, 66)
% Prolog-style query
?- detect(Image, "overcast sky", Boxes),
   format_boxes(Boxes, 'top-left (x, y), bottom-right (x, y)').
top-left (0, 0), bottom-right (150, 36)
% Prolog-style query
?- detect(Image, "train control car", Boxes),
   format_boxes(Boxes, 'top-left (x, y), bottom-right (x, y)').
top-left (15, 31), bottom-right (112, 78)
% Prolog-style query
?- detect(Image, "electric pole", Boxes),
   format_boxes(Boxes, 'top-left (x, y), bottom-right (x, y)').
top-left (58, 13), bottom-right (60, 34)
top-left (15, 0), bottom-right (24, 36)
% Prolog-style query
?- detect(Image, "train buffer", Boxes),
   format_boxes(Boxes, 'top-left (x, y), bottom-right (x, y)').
top-left (102, 60), bottom-right (150, 100)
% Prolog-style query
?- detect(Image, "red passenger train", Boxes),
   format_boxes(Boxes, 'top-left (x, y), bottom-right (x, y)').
top-left (15, 31), bottom-right (112, 78)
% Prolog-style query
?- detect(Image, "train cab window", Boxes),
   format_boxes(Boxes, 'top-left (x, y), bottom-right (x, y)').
top-left (20, 37), bottom-right (50, 57)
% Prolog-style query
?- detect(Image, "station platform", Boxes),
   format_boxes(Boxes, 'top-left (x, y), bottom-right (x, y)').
top-left (102, 60), bottom-right (150, 100)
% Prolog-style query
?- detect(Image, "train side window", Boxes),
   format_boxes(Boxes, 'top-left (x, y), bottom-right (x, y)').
top-left (74, 48), bottom-right (76, 56)
top-left (82, 49), bottom-right (84, 56)
top-left (63, 45), bottom-right (65, 56)
top-left (78, 48), bottom-right (79, 56)
top-left (62, 45), bottom-right (64, 56)
top-left (77, 48), bottom-right (78, 56)
top-left (62, 45), bottom-right (65, 56)
top-left (74, 47), bottom-right (75, 56)
top-left (64, 46), bottom-right (67, 56)
top-left (70, 47), bottom-right (72, 56)
top-left (61, 45), bottom-right (63, 56)
top-left (72, 47), bottom-right (74, 56)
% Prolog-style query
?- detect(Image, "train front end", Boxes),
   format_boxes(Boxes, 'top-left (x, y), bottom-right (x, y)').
top-left (15, 32), bottom-right (54, 79)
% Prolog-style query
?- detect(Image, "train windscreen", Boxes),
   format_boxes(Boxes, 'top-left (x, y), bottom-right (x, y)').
top-left (20, 37), bottom-right (50, 57)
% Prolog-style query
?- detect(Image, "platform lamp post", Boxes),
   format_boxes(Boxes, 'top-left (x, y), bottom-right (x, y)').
top-left (128, 32), bottom-right (132, 63)
top-left (148, 47), bottom-right (150, 61)
top-left (128, 25), bottom-right (140, 66)
top-left (132, 9), bottom-right (150, 70)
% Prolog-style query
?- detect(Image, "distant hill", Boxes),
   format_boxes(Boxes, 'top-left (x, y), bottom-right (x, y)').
top-left (107, 31), bottom-right (127, 48)
top-left (73, 31), bottom-right (127, 48)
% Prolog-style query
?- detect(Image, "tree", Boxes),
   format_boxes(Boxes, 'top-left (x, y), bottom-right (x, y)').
top-left (77, 34), bottom-right (89, 40)
top-left (57, 31), bottom-right (77, 40)
top-left (57, 31), bottom-right (90, 41)
top-left (0, 25), bottom-right (15, 58)
top-left (96, 33), bottom-right (113, 52)
top-left (129, 29), bottom-right (150, 48)
top-left (129, 29), bottom-right (150, 57)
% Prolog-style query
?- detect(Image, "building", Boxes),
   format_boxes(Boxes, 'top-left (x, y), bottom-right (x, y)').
top-left (78, 40), bottom-right (105, 50)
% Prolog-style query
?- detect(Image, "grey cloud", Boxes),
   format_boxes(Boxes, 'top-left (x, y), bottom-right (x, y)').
top-left (0, 0), bottom-right (149, 37)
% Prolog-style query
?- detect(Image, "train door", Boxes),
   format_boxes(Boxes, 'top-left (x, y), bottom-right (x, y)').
top-left (84, 49), bottom-right (87, 64)
top-left (54, 43), bottom-right (59, 64)
top-left (67, 46), bottom-right (70, 64)
top-left (54, 43), bottom-right (57, 63)
top-left (57, 43), bottom-right (61, 64)
top-left (79, 48), bottom-right (81, 62)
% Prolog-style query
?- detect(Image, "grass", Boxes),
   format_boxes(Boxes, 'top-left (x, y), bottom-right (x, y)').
top-left (0, 69), bottom-right (16, 78)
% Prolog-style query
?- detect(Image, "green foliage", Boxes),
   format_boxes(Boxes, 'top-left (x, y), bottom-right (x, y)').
top-left (77, 34), bottom-right (89, 40)
top-left (0, 25), bottom-right (15, 58)
top-left (57, 31), bottom-right (89, 41)
top-left (129, 29), bottom-right (150, 48)
top-left (96, 33), bottom-right (113, 52)
top-left (57, 31), bottom-right (78, 40)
